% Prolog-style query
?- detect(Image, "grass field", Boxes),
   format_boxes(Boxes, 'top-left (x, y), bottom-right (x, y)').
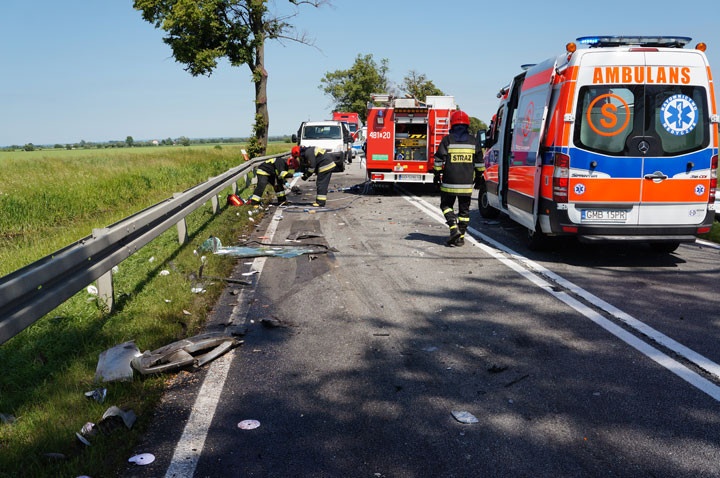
top-left (0, 143), bottom-right (289, 477)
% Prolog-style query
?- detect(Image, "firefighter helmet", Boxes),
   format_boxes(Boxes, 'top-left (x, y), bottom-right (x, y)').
top-left (291, 145), bottom-right (301, 157)
top-left (450, 110), bottom-right (470, 127)
top-left (286, 156), bottom-right (300, 170)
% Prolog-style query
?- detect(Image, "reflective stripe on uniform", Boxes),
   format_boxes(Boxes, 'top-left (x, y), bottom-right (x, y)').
top-left (441, 185), bottom-right (473, 194)
top-left (257, 170), bottom-right (271, 176)
top-left (315, 148), bottom-right (326, 156)
top-left (265, 158), bottom-right (275, 164)
top-left (276, 191), bottom-right (286, 197)
top-left (458, 217), bottom-right (470, 222)
top-left (280, 171), bottom-right (290, 179)
top-left (316, 195), bottom-right (327, 200)
top-left (318, 162), bottom-right (336, 173)
top-left (448, 146), bottom-right (476, 154)
top-left (442, 208), bottom-right (453, 215)
top-left (449, 225), bottom-right (458, 230)
top-left (250, 194), bottom-right (262, 201)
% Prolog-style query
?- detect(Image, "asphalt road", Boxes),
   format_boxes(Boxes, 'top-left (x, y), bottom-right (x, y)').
top-left (125, 158), bottom-right (720, 478)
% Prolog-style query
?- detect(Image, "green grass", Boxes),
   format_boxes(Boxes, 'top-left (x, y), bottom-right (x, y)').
top-left (0, 143), bottom-right (288, 276)
top-left (0, 143), bottom-right (289, 477)
top-left (700, 219), bottom-right (720, 243)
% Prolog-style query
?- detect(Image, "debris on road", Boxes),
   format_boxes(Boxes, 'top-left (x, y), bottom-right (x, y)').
top-left (87, 285), bottom-right (98, 296)
top-left (98, 406), bottom-right (136, 433)
top-left (132, 332), bottom-right (240, 375)
top-left (128, 453), bottom-right (155, 466)
top-left (286, 231), bottom-right (323, 241)
top-left (191, 287), bottom-right (206, 294)
top-left (75, 432), bottom-right (91, 446)
top-left (159, 270), bottom-right (170, 276)
top-left (0, 413), bottom-right (16, 425)
top-left (261, 317), bottom-right (292, 328)
top-left (214, 243), bottom-right (325, 259)
top-left (84, 388), bottom-right (107, 404)
top-left (238, 419), bottom-right (261, 430)
top-left (199, 236), bottom-right (222, 253)
top-left (80, 422), bottom-right (97, 437)
top-left (504, 374), bottom-right (530, 388)
top-left (422, 346), bottom-right (438, 352)
top-left (451, 411), bottom-right (479, 424)
top-left (488, 364), bottom-right (508, 374)
top-left (94, 341), bottom-right (142, 383)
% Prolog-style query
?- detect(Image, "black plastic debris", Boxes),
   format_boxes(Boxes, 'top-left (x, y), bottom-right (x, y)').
top-left (96, 406), bottom-right (136, 435)
top-left (131, 332), bottom-right (240, 375)
top-left (286, 231), bottom-right (323, 241)
top-left (487, 364), bottom-right (508, 374)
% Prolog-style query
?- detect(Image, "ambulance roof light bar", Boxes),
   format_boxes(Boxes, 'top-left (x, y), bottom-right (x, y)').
top-left (576, 36), bottom-right (692, 48)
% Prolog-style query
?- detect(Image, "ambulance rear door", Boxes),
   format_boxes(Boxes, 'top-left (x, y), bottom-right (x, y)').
top-left (508, 58), bottom-right (557, 229)
top-left (637, 51), bottom-right (713, 226)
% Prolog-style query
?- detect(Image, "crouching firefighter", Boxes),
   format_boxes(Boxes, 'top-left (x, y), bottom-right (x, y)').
top-left (298, 146), bottom-right (336, 207)
top-left (433, 110), bottom-right (482, 246)
top-left (249, 147), bottom-right (301, 206)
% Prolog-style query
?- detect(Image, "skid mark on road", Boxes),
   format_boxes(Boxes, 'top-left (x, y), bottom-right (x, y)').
top-left (400, 189), bottom-right (720, 402)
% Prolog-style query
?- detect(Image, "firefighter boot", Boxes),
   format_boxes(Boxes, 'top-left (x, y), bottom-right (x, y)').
top-left (456, 223), bottom-right (467, 247)
top-left (446, 225), bottom-right (461, 247)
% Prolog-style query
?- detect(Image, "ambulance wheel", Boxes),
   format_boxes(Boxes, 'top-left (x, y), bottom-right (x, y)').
top-left (526, 226), bottom-right (550, 251)
top-left (478, 182), bottom-right (500, 218)
top-left (650, 242), bottom-right (680, 254)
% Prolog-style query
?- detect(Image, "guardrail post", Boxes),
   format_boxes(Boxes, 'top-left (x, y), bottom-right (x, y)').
top-left (209, 177), bottom-right (219, 214)
top-left (173, 193), bottom-right (188, 244)
top-left (93, 228), bottom-right (114, 313)
top-left (232, 182), bottom-right (238, 195)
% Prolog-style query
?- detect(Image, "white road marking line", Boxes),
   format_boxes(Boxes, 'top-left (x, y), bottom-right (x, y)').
top-left (400, 191), bottom-right (720, 402)
top-left (165, 177), bottom-right (300, 478)
top-left (696, 238), bottom-right (720, 250)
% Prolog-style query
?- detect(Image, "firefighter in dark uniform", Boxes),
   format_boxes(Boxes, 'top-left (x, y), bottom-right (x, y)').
top-left (433, 110), bottom-right (483, 246)
top-left (249, 147), bottom-right (300, 206)
top-left (298, 146), bottom-right (336, 207)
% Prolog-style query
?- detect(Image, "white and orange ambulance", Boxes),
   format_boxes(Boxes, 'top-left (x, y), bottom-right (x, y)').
top-left (480, 36), bottom-right (718, 252)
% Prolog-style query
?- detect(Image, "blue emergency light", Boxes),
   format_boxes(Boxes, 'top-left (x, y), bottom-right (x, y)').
top-left (576, 36), bottom-right (692, 48)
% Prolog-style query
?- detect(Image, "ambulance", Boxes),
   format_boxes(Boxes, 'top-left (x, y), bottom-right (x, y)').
top-left (365, 94), bottom-right (456, 185)
top-left (480, 36), bottom-right (718, 252)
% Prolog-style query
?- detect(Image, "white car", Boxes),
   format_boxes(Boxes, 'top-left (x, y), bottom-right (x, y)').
top-left (292, 121), bottom-right (352, 170)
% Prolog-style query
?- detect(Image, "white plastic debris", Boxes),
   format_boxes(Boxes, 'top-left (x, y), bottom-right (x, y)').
top-left (193, 249), bottom-right (198, 255)
top-left (249, 218), bottom-right (255, 222)
top-left (87, 285), bottom-right (98, 296)
top-left (164, 299), bottom-right (171, 303)
top-left (112, 266), bottom-right (119, 274)
top-left (128, 453), bottom-right (155, 466)
top-left (238, 419), bottom-right (261, 430)
top-left (148, 256), bottom-right (155, 263)
top-left (191, 287), bottom-right (206, 294)
top-left (451, 411), bottom-right (479, 424)
top-left (201, 256), bottom-right (207, 264)
top-left (183, 310), bottom-right (192, 316)
top-left (159, 270), bottom-right (170, 276)
top-left (241, 271), bottom-right (259, 276)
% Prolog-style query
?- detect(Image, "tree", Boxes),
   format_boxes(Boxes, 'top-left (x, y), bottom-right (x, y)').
top-left (402, 70), bottom-right (444, 101)
top-left (320, 54), bottom-right (390, 123)
top-left (126, 136), bottom-right (134, 147)
top-left (54, 144), bottom-right (63, 149)
top-left (468, 117), bottom-right (488, 137)
top-left (178, 136), bottom-right (191, 146)
top-left (79, 139), bottom-right (87, 148)
top-left (134, 0), bottom-right (325, 158)
top-left (23, 143), bottom-right (35, 151)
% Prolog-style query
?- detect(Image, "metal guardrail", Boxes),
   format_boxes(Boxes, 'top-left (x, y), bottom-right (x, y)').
top-left (0, 151), bottom-right (289, 345)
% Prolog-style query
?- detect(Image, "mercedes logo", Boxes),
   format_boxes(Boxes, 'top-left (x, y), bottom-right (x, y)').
top-left (638, 140), bottom-right (650, 154)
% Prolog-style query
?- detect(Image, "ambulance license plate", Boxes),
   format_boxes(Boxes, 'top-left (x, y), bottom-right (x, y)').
top-left (398, 174), bottom-right (422, 181)
top-left (581, 209), bottom-right (628, 222)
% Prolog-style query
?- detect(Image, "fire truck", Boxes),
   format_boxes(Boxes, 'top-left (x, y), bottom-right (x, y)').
top-left (365, 94), bottom-right (456, 185)
top-left (331, 112), bottom-right (362, 135)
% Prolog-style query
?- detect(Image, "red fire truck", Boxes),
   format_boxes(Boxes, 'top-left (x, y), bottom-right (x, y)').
top-left (331, 112), bottom-right (362, 135)
top-left (365, 94), bottom-right (456, 185)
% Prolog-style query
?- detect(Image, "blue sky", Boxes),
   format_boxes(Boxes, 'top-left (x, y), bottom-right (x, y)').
top-left (1, 0), bottom-right (719, 146)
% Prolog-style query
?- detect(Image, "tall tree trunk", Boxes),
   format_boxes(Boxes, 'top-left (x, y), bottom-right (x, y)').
top-left (254, 39), bottom-right (269, 156)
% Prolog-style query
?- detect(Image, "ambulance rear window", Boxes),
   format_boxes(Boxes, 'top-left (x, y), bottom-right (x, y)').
top-left (575, 86), bottom-right (638, 155)
top-left (646, 85), bottom-right (708, 155)
top-left (303, 126), bottom-right (342, 140)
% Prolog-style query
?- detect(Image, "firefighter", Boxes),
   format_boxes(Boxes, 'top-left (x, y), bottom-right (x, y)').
top-left (298, 146), bottom-right (337, 207)
top-left (433, 110), bottom-right (482, 247)
top-left (249, 147), bottom-right (300, 206)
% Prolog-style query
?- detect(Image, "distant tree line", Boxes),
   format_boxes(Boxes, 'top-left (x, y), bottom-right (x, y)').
top-left (1, 135), bottom-right (293, 152)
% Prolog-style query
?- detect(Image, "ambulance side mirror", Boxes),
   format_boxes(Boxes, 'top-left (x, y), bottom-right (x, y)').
top-left (291, 134), bottom-right (298, 144)
top-left (477, 129), bottom-right (487, 148)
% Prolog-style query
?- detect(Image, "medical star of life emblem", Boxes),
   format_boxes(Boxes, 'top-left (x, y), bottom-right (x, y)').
top-left (695, 184), bottom-right (706, 196)
top-left (574, 183), bottom-right (586, 195)
top-left (661, 94), bottom-right (698, 136)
